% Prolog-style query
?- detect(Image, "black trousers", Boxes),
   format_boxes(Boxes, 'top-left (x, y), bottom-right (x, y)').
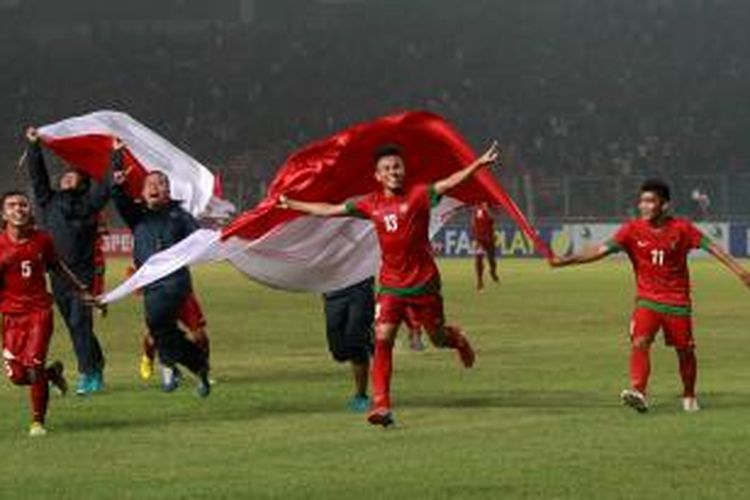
top-left (51, 275), bottom-right (105, 375)
top-left (144, 286), bottom-right (208, 374)
top-left (323, 283), bottom-right (374, 364)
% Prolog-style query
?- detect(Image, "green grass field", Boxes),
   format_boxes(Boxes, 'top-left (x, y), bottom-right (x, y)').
top-left (2, 258), bottom-right (750, 499)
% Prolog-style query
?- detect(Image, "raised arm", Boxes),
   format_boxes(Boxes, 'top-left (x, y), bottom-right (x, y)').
top-left (86, 177), bottom-right (112, 214)
top-left (25, 127), bottom-right (54, 206)
top-left (278, 195), bottom-right (349, 217)
top-left (433, 141), bottom-right (500, 196)
top-left (550, 243), bottom-right (614, 268)
top-left (110, 139), bottom-right (142, 228)
top-left (705, 241), bottom-right (750, 289)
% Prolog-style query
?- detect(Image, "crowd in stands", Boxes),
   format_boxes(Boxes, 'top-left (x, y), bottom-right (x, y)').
top-left (0, 0), bottom-right (747, 215)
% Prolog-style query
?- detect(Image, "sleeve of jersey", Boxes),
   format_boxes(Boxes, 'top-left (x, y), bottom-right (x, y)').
top-left (427, 184), bottom-right (442, 208)
top-left (604, 224), bottom-right (629, 255)
top-left (685, 222), bottom-right (711, 250)
top-left (344, 196), bottom-right (371, 219)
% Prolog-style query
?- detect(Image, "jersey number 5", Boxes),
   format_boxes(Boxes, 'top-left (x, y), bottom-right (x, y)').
top-left (21, 260), bottom-right (32, 278)
top-left (383, 214), bottom-right (398, 233)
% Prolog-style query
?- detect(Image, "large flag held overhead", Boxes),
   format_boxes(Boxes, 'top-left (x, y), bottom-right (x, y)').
top-left (102, 111), bottom-right (551, 303)
top-left (38, 110), bottom-right (235, 219)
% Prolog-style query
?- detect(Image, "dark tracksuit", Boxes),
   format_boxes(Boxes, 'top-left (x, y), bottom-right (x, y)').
top-left (27, 141), bottom-right (107, 376)
top-left (110, 150), bottom-right (208, 374)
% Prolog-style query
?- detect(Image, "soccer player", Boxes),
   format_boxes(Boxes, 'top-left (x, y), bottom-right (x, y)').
top-left (279, 141), bottom-right (500, 426)
top-left (0, 190), bottom-right (94, 436)
top-left (110, 139), bottom-right (211, 397)
top-left (472, 202), bottom-right (499, 289)
top-left (322, 277), bottom-right (375, 412)
top-left (551, 179), bottom-right (750, 413)
top-left (26, 127), bottom-right (109, 395)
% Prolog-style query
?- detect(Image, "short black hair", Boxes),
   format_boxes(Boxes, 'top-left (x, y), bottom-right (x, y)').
top-left (640, 179), bottom-right (671, 201)
top-left (373, 144), bottom-right (403, 163)
top-left (0, 190), bottom-right (28, 207)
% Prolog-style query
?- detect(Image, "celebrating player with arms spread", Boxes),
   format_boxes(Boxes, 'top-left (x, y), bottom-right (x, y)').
top-left (280, 141), bottom-right (500, 426)
top-left (552, 179), bottom-right (750, 413)
top-left (0, 191), bottom-right (95, 436)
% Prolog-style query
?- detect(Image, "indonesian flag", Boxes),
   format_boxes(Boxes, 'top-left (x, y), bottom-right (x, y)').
top-left (102, 111), bottom-right (551, 303)
top-left (38, 110), bottom-right (235, 220)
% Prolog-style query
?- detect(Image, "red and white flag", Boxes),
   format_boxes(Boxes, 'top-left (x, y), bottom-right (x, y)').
top-left (38, 110), bottom-right (235, 219)
top-left (102, 111), bottom-right (551, 303)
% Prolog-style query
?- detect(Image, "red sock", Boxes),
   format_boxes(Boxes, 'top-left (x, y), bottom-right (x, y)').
top-left (474, 255), bottom-right (484, 288)
top-left (30, 371), bottom-right (49, 424)
top-left (371, 339), bottom-right (393, 410)
top-left (677, 350), bottom-right (697, 398)
top-left (630, 347), bottom-right (651, 394)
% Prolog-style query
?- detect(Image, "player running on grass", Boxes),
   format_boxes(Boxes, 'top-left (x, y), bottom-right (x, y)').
top-left (0, 191), bottom-right (96, 436)
top-left (551, 179), bottom-right (750, 413)
top-left (280, 142), bottom-right (500, 427)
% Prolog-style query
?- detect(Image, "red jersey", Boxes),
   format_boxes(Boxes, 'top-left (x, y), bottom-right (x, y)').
top-left (347, 184), bottom-right (441, 293)
top-left (472, 206), bottom-right (495, 243)
top-left (608, 217), bottom-right (708, 309)
top-left (0, 229), bottom-right (56, 314)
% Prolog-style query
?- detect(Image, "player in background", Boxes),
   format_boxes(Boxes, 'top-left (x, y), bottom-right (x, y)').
top-left (280, 142), bottom-right (500, 426)
top-left (0, 191), bottom-right (95, 436)
top-left (26, 127), bottom-right (109, 395)
top-left (110, 139), bottom-right (211, 397)
top-left (322, 277), bottom-right (375, 412)
top-left (472, 202), bottom-right (499, 290)
top-left (551, 179), bottom-right (750, 413)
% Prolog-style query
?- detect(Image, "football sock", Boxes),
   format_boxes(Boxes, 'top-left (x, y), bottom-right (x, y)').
top-left (371, 339), bottom-right (393, 410)
top-left (677, 349), bottom-right (697, 398)
top-left (30, 371), bottom-right (49, 424)
top-left (630, 346), bottom-right (651, 394)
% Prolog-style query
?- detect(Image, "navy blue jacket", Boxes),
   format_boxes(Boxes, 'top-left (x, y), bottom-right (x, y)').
top-left (27, 142), bottom-right (110, 282)
top-left (111, 150), bottom-right (199, 292)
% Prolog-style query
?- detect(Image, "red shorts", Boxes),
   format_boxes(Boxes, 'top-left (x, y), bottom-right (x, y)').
top-left (630, 307), bottom-right (694, 349)
top-left (376, 293), bottom-right (444, 332)
top-left (178, 292), bottom-right (207, 332)
top-left (2, 309), bottom-right (53, 373)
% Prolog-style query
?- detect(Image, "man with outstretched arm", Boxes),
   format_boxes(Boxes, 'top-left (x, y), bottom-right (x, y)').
top-left (280, 141), bottom-right (500, 426)
top-left (551, 179), bottom-right (750, 413)
top-left (110, 138), bottom-right (211, 397)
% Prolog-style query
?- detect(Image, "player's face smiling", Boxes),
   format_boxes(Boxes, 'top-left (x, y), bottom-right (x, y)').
top-left (637, 191), bottom-right (667, 222)
top-left (2, 195), bottom-right (32, 228)
top-left (142, 173), bottom-right (171, 209)
top-left (375, 155), bottom-right (406, 194)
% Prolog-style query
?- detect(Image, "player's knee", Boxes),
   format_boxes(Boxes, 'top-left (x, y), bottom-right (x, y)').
top-left (6, 365), bottom-right (28, 385)
top-left (631, 336), bottom-right (652, 350)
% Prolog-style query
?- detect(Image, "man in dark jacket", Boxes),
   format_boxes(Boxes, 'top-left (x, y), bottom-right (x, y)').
top-left (25, 127), bottom-right (108, 395)
top-left (110, 138), bottom-right (211, 397)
